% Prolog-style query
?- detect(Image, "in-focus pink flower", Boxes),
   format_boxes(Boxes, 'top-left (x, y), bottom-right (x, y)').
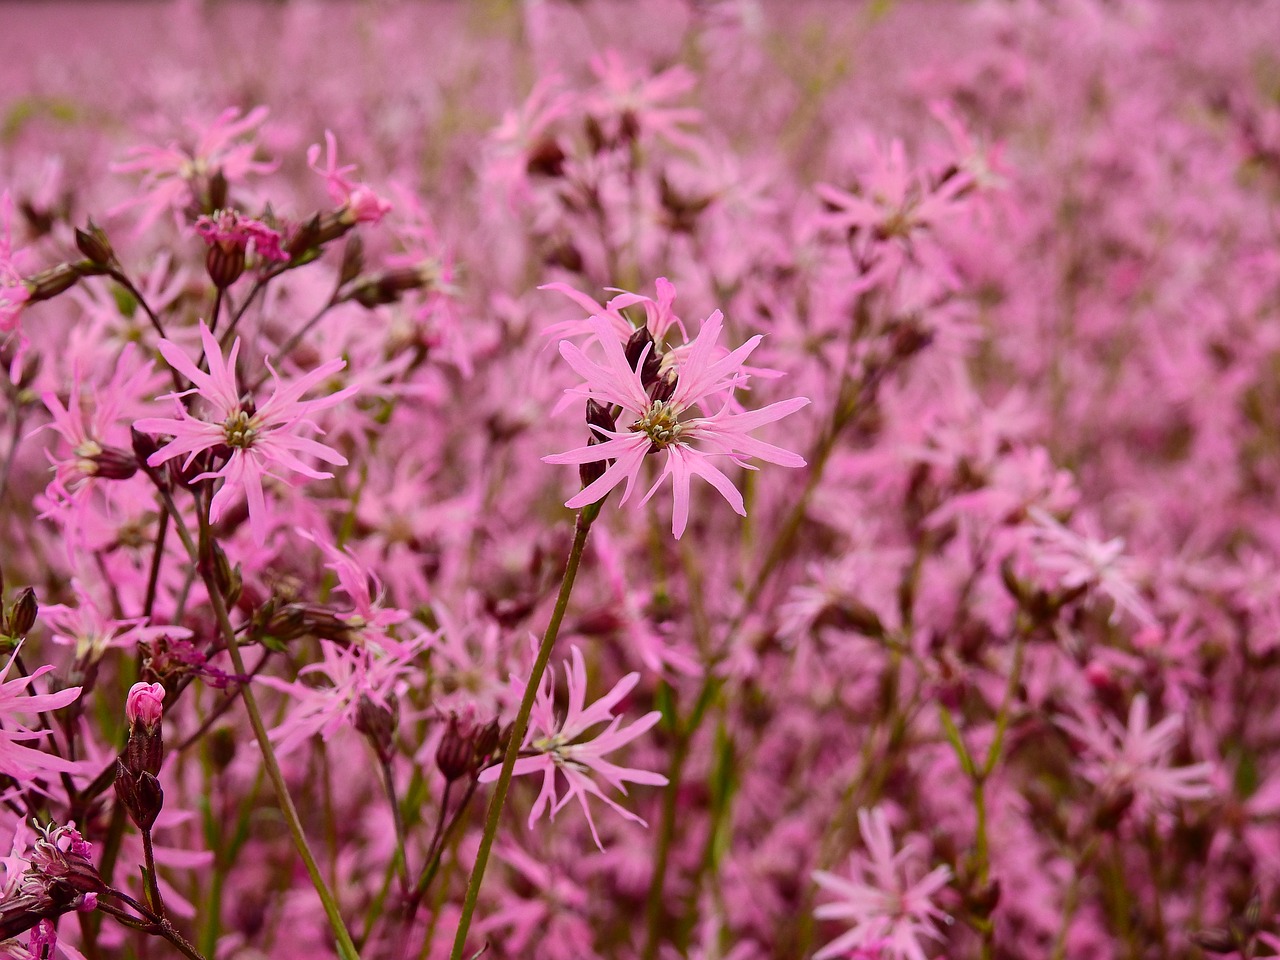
top-left (125, 682), bottom-right (165, 728)
top-left (135, 322), bottom-right (356, 543)
top-left (544, 311), bottom-right (809, 537)
top-left (812, 807), bottom-right (952, 960)
top-left (480, 645), bottom-right (667, 849)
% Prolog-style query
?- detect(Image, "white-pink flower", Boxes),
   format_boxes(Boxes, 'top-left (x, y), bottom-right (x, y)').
top-left (0, 191), bottom-right (30, 333)
top-left (1057, 693), bottom-right (1215, 814)
top-left (812, 807), bottom-right (952, 960)
top-left (135, 322), bottom-right (356, 543)
top-left (0, 646), bottom-right (82, 785)
top-left (544, 311), bottom-right (809, 538)
top-left (480, 645), bottom-right (667, 849)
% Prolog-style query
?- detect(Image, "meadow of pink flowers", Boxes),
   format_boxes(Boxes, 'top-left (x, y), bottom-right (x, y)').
top-left (0, 0), bottom-right (1278, 957)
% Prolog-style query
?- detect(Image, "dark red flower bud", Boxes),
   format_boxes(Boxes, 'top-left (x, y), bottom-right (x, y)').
top-left (74, 221), bottom-right (116, 268)
top-left (355, 693), bottom-right (399, 763)
top-left (8, 587), bottom-right (37, 638)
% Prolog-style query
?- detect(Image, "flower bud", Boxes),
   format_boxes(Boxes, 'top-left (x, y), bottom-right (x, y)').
top-left (74, 221), bottom-right (115, 268)
top-left (130, 426), bottom-right (162, 467)
top-left (580, 400), bottom-right (619, 489)
top-left (206, 240), bottom-right (246, 289)
top-left (355, 693), bottom-right (398, 763)
top-left (8, 587), bottom-right (37, 638)
top-left (647, 370), bottom-right (678, 404)
top-left (124, 682), bottom-right (164, 779)
top-left (89, 446), bottom-right (138, 481)
top-left (625, 326), bottom-right (654, 372)
top-left (207, 168), bottom-right (229, 212)
top-left (339, 233), bottom-right (365, 286)
top-left (472, 719), bottom-right (502, 766)
top-left (435, 712), bottom-right (474, 782)
top-left (114, 761), bottom-right (164, 831)
top-left (526, 138), bottom-right (566, 178)
top-left (126, 681), bottom-right (165, 729)
top-left (339, 186), bottom-right (392, 226)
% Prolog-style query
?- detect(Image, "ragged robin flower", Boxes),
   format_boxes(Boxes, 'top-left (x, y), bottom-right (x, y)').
top-left (135, 322), bottom-right (356, 543)
top-left (544, 307), bottom-right (809, 537)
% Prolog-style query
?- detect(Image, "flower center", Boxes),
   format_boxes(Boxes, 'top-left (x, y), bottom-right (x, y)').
top-left (222, 410), bottom-right (259, 449)
top-left (632, 400), bottom-right (684, 448)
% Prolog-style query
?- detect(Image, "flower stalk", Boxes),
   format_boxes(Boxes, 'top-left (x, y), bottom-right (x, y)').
top-left (449, 503), bottom-right (600, 960)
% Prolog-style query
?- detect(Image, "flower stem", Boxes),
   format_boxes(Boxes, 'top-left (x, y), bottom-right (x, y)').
top-left (155, 484), bottom-right (361, 960)
top-left (449, 505), bottom-right (598, 960)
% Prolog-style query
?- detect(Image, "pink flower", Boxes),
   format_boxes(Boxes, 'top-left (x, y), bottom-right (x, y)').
top-left (1023, 508), bottom-right (1155, 626)
top-left (1056, 693), bottom-right (1215, 815)
top-left (43, 584), bottom-right (188, 664)
top-left (0, 192), bottom-right (30, 333)
top-left (259, 632), bottom-right (430, 757)
top-left (135, 322), bottom-right (356, 543)
top-left (544, 311), bottom-right (809, 537)
top-left (307, 131), bottom-right (392, 225)
top-left (479, 645), bottom-right (667, 849)
top-left (540, 276), bottom-right (684, 343)
top-left (111, 106), bottom-right (277, 233)
top-left (125, 682), bottom-right (164, 729)
top-left (812, 808), bottom-right (952, 960)
top-left (0, 647), bottom-right (82, 785)
top-left (39, 344), bottom-right (156, 504)
top-left (194, 209), bottom-right (289, 264)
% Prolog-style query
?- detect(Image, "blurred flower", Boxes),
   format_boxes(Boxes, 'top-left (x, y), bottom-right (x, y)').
top-left (0, 192), bottom-right (30, 334)
top-left (307, 130), bottom-right (391, 225)
top-left (1057, 693), bottom-right (1215, 815)
top-left (812, 807), bottom-right (952, 960)
top-left (135, 322), bottom-right (356, 543)
top-left (39, 344), bottom-right (155, 504)
top-left (1023, 508), bottom-right (1155, 626)
top-left (111, 106), bottom-right (277, 233)
top-left (480, 644), bottom-right (666, 849)
top-left (260, 630), bottom-right (430, 757)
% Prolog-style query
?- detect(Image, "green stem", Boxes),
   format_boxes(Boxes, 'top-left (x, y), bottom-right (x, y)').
top-left (449, 507), bottom-right (597, 960)
top-left (642, 731), bottom-right (690, 960)
top-left (156, 485), bottom-right (360, 960)
top-left (141, 827), bottom-right (165, 918)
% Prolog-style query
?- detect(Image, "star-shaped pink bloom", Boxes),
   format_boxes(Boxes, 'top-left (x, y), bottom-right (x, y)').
top-left (812, 808), bottom-right (953, 960)
top-left (544, 311), bottom-right (809, 538)
top-left (479, 645), bottom-right (667, 850)
top-left (135, 322), bottom-right (356, 543)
